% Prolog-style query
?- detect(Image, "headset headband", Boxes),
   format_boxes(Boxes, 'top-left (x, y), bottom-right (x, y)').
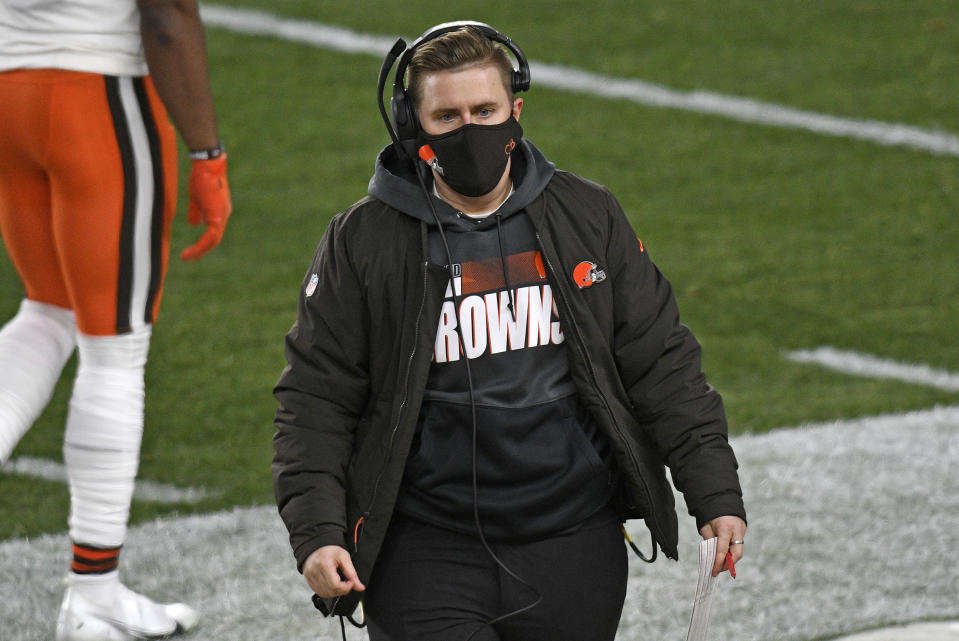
top-left (376, 21), bottom-right (531, 160)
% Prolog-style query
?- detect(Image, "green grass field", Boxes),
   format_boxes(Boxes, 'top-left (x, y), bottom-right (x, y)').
top-left (2, 1), bottom-right (957, 541)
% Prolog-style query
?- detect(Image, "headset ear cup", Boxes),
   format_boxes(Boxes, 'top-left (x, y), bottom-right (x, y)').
top-left (390, 93), bottom-right (405, 136)
top-left (406, 101), bottom-right (421, 140)
top-left (390, 90), bottom-right (416, 140)
top-left (391, 89), bottom-right (417, 141)
top-left (512, 67), bottom-right (531, 94)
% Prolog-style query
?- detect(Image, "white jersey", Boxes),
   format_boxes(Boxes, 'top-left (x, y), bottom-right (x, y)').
top-left (0, 0), bottom-right (148, 76)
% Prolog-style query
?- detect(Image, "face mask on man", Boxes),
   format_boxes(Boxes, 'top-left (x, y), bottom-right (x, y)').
top-left (417, 117), bottom-right (523, 197)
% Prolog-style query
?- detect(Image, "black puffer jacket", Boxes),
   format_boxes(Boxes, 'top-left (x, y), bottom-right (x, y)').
top-left (273, 140), bottom-right (745, 589)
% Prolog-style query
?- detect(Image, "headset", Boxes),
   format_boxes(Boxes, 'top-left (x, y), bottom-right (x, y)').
top-left (377, 21), bottom-right (531, 160)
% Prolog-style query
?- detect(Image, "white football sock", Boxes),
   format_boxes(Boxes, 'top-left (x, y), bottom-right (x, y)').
top-left (67, 568), bottom-right (122, 600)
top-left (0, 299), bottom-right (76, 464)
top-left (64, 326), bottom-right (151, 548)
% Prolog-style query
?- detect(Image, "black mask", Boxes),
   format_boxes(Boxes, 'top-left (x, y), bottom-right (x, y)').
top-left (417, 117), bottom-right (523, 197)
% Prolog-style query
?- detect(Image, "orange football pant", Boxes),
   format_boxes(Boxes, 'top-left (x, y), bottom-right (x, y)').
top-left (0, 69), bottom-right (177, 336)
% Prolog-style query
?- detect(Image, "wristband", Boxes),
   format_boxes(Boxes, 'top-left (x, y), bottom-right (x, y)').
top-left (188, 141), bottom-right (225, 161)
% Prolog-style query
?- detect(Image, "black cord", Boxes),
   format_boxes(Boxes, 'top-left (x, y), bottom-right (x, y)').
top-left (377, 42), bottom-right (540, 638)
top-left (410, 161), bottom-right (542, 640)
top-left (494, 211), bottom-right (516, 321)
top-left (622, 524), bottom-right (658, 564)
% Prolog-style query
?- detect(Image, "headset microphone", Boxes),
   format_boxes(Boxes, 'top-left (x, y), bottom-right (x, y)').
top-left (377, 37), bottom-right (411, 160)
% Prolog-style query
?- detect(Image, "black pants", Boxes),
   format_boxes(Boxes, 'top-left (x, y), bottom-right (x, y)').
top-left (364, 512), bottom-right (628, 641)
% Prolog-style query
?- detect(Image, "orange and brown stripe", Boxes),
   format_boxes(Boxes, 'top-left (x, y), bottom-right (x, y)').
top-left (71, 543), bottom-right (121, 575)
top-left (458, 250), bottom-right (547, 295)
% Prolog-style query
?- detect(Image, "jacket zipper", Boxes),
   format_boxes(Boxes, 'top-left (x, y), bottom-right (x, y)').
top-left (535, 232), bottom-right (663, 542)
top-left (356, 258), bottom-right (431, 550)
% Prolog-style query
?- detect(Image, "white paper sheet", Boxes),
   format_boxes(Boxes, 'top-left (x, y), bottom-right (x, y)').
top-left (685, 537), bottom-right (718, 641)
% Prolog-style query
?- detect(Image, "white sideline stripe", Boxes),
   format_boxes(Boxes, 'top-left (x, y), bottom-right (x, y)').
top-left (199, 4), bottom-right (959, 158)
top-left (1, 456), bottom-right (209, 504)
top-left (200, 5), bottom-right (398, 55)
top-left (766, 402), bottom-right (959, 433)
top-left (529, 63), bottom-right (959, 157)
top-left (785, 346), bottom-right (959, 392)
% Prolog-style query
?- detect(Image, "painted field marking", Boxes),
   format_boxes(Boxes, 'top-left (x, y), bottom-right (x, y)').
top-left (785, 346), bottom-right (959, 392)
top-left (0, 456), bottom-right (209, 504)
top-left (199, 4), bottom-right (959, 158)
top-left (4, 403), bottom-right (958, 640)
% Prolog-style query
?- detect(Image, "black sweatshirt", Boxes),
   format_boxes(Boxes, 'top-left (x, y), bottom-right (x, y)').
top-left (394, 179), bottom-right (615, 539)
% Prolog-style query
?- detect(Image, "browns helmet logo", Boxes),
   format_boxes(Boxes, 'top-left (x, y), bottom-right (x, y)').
top-left (572, 261), bottom-right (606, 289)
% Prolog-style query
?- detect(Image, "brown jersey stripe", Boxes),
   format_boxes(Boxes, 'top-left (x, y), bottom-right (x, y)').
top-left (104, 75), bottom-right (137, 334)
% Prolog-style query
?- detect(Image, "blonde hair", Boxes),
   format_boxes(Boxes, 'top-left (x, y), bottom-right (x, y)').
top-left (407, 26), bottom-right (515, 107)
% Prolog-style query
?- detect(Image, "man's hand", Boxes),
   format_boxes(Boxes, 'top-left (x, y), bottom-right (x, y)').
top-left (181, 154), bottom-right (231, 260)
top-left (700, 515), bottom-right (746, 577)
top-left (303, 545), bottom-right (366, 598)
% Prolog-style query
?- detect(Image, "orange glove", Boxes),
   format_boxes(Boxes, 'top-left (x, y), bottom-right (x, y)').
top-left (181, 153), bottom-right (232, 261)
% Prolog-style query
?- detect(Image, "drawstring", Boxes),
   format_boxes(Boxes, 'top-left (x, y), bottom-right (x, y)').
top-left (495, 211), bottom-right (516, 321)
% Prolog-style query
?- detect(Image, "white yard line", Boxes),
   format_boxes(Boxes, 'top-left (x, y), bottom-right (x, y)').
top-left (833, 620), bottom-right (959, 641)
top-left (199, 4), bottom-right (959, 158)
top-left (1, 456), bottom-right (209, 504)
top-left (785, 347), bottom-right (959, 392)
top-left (200, 4), bottom-right (397, 55)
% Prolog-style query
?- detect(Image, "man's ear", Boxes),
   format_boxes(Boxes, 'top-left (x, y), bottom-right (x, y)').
top-left (512, 97), bottom-right (524, 122)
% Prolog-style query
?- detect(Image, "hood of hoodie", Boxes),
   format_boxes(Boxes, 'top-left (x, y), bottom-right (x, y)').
top-left (367, 137), bottom-right (555, 232)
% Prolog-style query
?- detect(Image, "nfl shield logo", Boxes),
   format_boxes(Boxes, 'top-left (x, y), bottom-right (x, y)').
top-left (305, 273), bottom-right (319, 297)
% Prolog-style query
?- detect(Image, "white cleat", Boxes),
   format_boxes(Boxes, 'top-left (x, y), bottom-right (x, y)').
top-left (55, 576), bottom-right (198, 641)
